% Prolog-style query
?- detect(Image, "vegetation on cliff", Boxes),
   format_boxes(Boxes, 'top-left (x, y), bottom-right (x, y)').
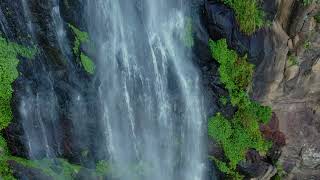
top-left (208, 39), bottom-right (272, 179)
top-left (68, 24), bottom-right (95, 74)
top-left (0, 36), bottom-right (36, 179)
top-left (0, 37), bottom-right (36, 130)
top-left (221, 0), bottom-right (264, 34)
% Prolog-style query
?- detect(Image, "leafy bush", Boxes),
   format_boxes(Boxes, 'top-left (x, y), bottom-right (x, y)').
top-left (219, 96), bottom-right (228, 106)
top-left (221, 0), bottom-right (264, 34)
top-left (96, 160), bottom-right (111, 177)
top-left (69, 24), bottom-right (95, 74)
top-left (209, 156), bottom-right (243, 179)
top-left (208, 39), bottom-right (272, 178)
top-left (301, 0), bottom-right (319, 6)
top-left (0, 37), bottom-right (35, 130)
top-left (0, 36), bottom-right (35, 179)
top-left (80, 53), bottom-right (95, 74)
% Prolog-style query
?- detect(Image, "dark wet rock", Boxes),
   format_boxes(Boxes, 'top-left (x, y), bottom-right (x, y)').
top-left (8, 160), bottom-right (54, 180)
top-left (238, 150), bottom-right (276, 179)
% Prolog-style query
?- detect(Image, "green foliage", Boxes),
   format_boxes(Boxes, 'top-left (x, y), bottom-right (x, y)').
top-left (288, 54), bottom-right (298, 67)
top-left (68, 24), bottom-right (95, 74)
top-left (182, 18), bottom-right (194, 48)
top-left (80, 53), bottom-right (95, 74)
top-left (96, 160), bottom-right (111, 177)
top-left (301, 0), bottom-right (319, 6)
top-left (303, 40), bottom-right (311, 50)
top-left (0, 154), bottom-right (115, 180)
top-left (219, 96), bottom-right (228, 106)
top-left (208, 113), bottom-right (232, 142)
top-left (208, 39), bottom-right (272, 177)
top-left (68, 24), bottom-right (89, 55)
top-left (210, 157), bottom-right (243, 179)
top-left (273, 163), bottom-right (286, 179)
top-left (0, 37), bottom-right (36, 179)
top-left (0, 136), bottom-right (9, 156)
top-left (221, 0), bottom-right (264, 34)
top-left (0, 37), bottom-right (36, 130)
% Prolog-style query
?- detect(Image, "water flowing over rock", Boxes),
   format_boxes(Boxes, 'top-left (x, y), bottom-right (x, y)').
top-left (85, 1), bottom-right (208, 179)
top-left (0, 0), bottom-right (213, 179)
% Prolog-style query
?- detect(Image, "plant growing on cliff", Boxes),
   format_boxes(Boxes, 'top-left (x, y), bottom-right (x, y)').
top-left (0, 37), bottom-right (36, 130)
top-left (69, 24), bottom-right (95, 74)
top-left (288, 54), bottom-right (298, 67)
top-left (301, 0), bottom-right (319, 6)
top-left (208, 39), bottom-right (272, 178)
top-left (221, 0), bottom-right (264, 34)
top-left (0, 36), bottom-right (36, 179)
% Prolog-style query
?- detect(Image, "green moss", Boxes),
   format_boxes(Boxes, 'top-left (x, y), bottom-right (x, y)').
top-left (222, 0), bottom-right (264, 34)
top-left (208, 39), bottom-right (272, 178)
top-left (0, 156), bottom-right (95, 179)
top-left (0, 37), bottom-right (36, 130)
top-left (209, 156), bottom-right (243, 179)
top-left (219, 96), bottom-right (228, 106)
top-left (303, 40), bottom-right (311, 50)
top-left (80, 53), bottom-right (95, 74)
top-left (182, 18), bottom-right (194, 48)
top-left (68, 24), bottom-right (95, 74)
top-left (96, 160), bottom-right (111, 177)
top-left (0, 155), bottom-right (116, 180)
top-left (301, 0), bottom-right (319, 6)
top-left (288, 55), bottom-right (298, 67)
top-left (68, 24), bottom-right (89, 55)
top-left (0, 36), bottom-right (36, 179)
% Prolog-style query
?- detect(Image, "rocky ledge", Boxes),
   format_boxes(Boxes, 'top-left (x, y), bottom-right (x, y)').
top-left (203, 0), bottom-right (320, 179)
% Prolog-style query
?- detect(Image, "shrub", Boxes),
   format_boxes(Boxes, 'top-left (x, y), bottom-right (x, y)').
top-left (69, 24), bottom-right (95, 74)
top-left (219, 96), bottom-right (228, 106)
top-left (221, 0), bottom-right (264, 34)
top-left (208, 39), bottom-right (272, 178)
top-left (0, 37), bottom-right (35, 130)
top-left (80, 53), bottom-right (95, 74)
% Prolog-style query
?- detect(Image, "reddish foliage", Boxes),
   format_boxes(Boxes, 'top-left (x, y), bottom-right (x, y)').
top-left (260, 113), bottom-right (286, 147)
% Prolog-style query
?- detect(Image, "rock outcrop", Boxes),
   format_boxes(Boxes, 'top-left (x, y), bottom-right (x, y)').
top-left (204, 0), bottom-right (320, 179)
top-left (253, 1), bottom-right (320, 179)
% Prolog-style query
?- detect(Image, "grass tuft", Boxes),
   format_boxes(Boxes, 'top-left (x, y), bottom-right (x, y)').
top-left (222, 0), bottom-right (264, 34)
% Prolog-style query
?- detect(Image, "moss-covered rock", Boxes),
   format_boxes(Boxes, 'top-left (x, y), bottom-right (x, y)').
top-left (68, 24), bottom-right (95, 74)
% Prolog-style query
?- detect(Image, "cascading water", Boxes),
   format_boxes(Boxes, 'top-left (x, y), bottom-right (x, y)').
top-left (1, 0), bottom-right (213, 179)
top-left (86, 0), bottom-right (207, 179)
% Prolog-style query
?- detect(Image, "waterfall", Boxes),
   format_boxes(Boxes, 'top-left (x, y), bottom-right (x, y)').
top-left (86, 0), bottom-right (206, 179)
top-left (1, 0), bottom-right (210, 179)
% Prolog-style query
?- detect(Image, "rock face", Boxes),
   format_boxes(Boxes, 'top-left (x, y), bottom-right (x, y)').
top-left (204, 0), bottom-right (320, 179)
top-left (253, 1), bottom-right (320, 179)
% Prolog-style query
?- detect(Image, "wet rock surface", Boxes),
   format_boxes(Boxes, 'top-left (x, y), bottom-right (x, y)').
top-left (0, 0), bottom-right (105, 165)
top-left (8, 160), bottom-right (54, 180)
